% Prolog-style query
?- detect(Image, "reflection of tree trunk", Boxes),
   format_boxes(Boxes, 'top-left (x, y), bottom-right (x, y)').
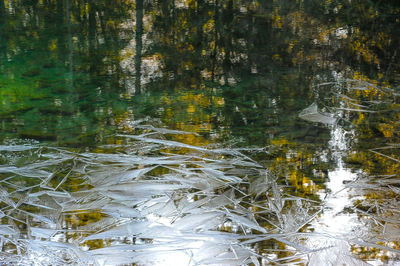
top-left (211, 0), bottom-right (219, 81)
top-left (56, 0), bottom-right (65, 53)
top-left (66, 0), bottom-right (73, 88)
top-left (247, 15), bottom-right (254, 75)
top-left (194, 1), bottom-right (204, 89)
top-left (222, 0), bottom-right (233, 84)
top-left (56, 0), bottom-right (63, 23)
top-left (0, 0), bottom-right (5, 60)
top-left (0, 0), bottom-right (5, 24)
top-left (135, 0), bottom-right (143, 94)
top-left (98, 10), bottom-right (109, 46)
top-left (88, 0), bottom-right (96, 73)
top-left (161, 0), bottom-right (177, 77)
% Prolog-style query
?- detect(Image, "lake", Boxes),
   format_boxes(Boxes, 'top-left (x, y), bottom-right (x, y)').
top-left (1, 1), bottom-right (400, 265)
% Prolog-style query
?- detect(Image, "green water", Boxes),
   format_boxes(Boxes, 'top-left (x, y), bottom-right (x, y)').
top-left (1, 0), bottom-right (400, 264)
top-left (4, 0), bottom-right (398, 147)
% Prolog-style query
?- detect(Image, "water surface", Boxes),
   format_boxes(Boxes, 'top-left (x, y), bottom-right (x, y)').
top-left (1, 0), bottom-right (400, 265)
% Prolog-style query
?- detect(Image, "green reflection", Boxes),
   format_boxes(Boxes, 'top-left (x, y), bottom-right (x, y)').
top-left (0, 0), bottom-right (399, 264)
top-left (1, 0), bottom-right (399, 147)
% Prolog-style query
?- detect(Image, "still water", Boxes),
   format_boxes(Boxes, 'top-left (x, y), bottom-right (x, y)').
top-left (1, 0), bottom-right (400, 265)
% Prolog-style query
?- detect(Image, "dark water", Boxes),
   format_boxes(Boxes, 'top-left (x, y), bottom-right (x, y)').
top-left (1, 1), bottom-right (400, 265)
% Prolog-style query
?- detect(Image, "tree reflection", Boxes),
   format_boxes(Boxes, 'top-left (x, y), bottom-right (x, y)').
top-left (0, 0), bottom-right (135, 144)
top-left (0, 0), bottom-right (399, 264)
top-left (134, 0), bottom-right (143, 94)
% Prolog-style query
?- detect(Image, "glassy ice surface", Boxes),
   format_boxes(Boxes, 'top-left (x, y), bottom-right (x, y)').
top-left (1, 1), bottom-right (400, 265)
